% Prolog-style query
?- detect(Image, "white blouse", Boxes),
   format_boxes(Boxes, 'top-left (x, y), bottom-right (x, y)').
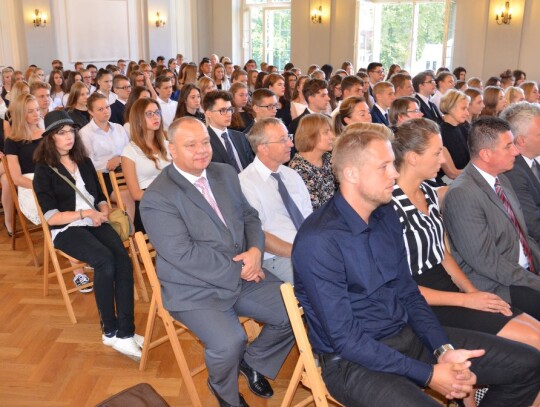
top-left (121, 141), bottom-right (171, 189)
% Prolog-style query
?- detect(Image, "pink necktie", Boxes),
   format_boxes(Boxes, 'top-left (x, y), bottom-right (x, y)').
top-left (195, 176), bottom-right (227, 226)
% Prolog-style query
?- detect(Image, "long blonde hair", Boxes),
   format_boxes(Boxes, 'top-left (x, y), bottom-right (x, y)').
top-left (7, 94), bottom-right (38, 142)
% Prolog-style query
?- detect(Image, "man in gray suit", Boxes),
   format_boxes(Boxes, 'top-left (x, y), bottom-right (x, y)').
top-left (140, 117), bottom-right (294, 407)
top-left (501, 102), bottom-right (540, 245)
top-left (443, 116), bottom-right (540, 321)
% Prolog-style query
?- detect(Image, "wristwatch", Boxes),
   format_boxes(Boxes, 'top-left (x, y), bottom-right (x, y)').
top-left (433, 344), bottom-right (454, 360)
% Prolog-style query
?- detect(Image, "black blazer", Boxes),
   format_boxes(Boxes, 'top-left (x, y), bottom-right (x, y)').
top-left (370, 106), bottom-right (389, 126)
top-left (33, 158), bottom-right (107, 230)
top-left (109, 100), bottom-right (126, 125)
top-left (505, 155), bottom-right (540, 246)
top-left (415, 95), bottom-right (443, 124)
top-left (208, 127), bottom-right (254, 171)
top-left (288, 108), bottom-right (309, 136)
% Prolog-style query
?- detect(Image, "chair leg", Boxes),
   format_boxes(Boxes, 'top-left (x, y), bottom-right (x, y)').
top-left (281, 357), bottom-right (305, 407)
top-left (43, 246), bottom-right (50, 296)
top-left (51, 252), bottom-right (77, 324)
top-left (139, 296), bottom-right (158, 371)
top-left (19, 215), bottom-right (40, 267)
top-left (129, 238), bottom-right (149, 302)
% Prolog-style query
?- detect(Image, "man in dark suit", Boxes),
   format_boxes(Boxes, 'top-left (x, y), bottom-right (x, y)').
top-left (203, 90), bottom-right (254, 173)
top-left (443, 116), bottom-right (540, 321)
top-left (370, 81), bottom-right (395, 126)
top-left (140, 117), bottom-right (294, 407)
top-left (502, 102), bottom-right (540, 245)
top-left (287, 78), bottom-right (330, 136)
top-left (367, 62), bottom-right (385, 100)
top-left (413, 71), bottom-right (443, 124)
top-left (109, 75), bottom-right (131, 125)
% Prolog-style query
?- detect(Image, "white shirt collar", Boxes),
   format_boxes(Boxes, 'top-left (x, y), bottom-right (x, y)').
top-left (473, 163), bottom-right (497, 190)
top-left (252, 156), bottom-right (282, 182)
top-left (521, 155), bottom-right (536, 168)
top-left (173, 162), bottom-right (208, 185)
top-left (416, 93), bottom-right (431, 104)
top-left (209, 125), bottom-right (228, 135)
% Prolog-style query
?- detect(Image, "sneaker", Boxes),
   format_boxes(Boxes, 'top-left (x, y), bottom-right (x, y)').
top-left (102, 332), bottom-right (144, 349)
top-left (112, 336), bottom-right (142, 361)
top-left (73, 273), bottom-right (93, 293)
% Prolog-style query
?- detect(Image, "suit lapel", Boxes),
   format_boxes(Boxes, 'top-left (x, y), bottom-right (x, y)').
top-left (208, 127), bottom-right (228, 162)
top-left (206, 165), bottom-right (236, 239)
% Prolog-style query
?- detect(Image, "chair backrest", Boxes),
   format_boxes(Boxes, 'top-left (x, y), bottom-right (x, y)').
top-left (96, 171), bottom-right (112, 208)
top-left (109, 171), bottom-right (127, 211)
top-left (2, 156), bottom-right (21, 212)
top-left (32, 188), bottom-right (55, 254)
top-left (134, 232), bottom-right (159, 300)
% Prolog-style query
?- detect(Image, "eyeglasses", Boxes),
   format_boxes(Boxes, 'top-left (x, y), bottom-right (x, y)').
top-left (372, 70), bottom-right (385, 74)
top-left (209, 107), bottom-right (235, 115)
top-left (145, 110), bottom-right (162, 118)
top-left (423, 80), bottom-right (436, 84)
top-left (263, 134), bottom-right (293, 145)
top-left (407, 109), bottom-right (421, 113)
top-left (56, 128), bottom-right (75, 136)
top-left (115, 85), bottom-right (132, 90)
top-left (257, 103), bottom-right (279, 111)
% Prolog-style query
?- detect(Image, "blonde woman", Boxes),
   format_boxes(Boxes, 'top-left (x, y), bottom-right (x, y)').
top-left (520, 81), bottom-right (540, 103)
top-left (505, 86), bottom-right (526, 106)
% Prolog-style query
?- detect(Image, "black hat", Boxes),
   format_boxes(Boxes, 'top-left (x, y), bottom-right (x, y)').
top-left (42, 110), bottom-right (78, 137)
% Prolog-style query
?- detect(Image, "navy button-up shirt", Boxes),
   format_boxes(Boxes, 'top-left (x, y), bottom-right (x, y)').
top-left (292, 191), bottom-right (449, 386)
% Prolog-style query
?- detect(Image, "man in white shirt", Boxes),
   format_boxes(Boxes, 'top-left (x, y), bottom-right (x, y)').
top-left (288, 78), bottom-right (330, 136)
top-left (30, 81), bottom-right (53, 128)
top-left (239, 118), bottom-right (313, 283)
top-left (155, 75), bottom-right (178, 132)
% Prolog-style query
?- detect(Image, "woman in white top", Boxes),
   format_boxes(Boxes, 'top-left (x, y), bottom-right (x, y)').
top-left (121, 98), bottom-right (170, 232)
top-left (48, 69), bottom-right (66, 109)
top-left (212, 63), bottom-right (230, 91)
top-left (79, 92), bottom-right (134, 220)
top-left (95, 69), bottom-right (118, 105)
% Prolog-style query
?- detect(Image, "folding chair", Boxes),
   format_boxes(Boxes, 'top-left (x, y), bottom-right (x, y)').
top-left (134, 232), bottom-right (261, 407)
top-left (2, 156), bottom-right (41, 267)
top-left (33, 190), bottom-right (93, 324)
top-left (97, 170), bottom-right (149, 302)
top-left (280, 283), bottom-right (343, 407)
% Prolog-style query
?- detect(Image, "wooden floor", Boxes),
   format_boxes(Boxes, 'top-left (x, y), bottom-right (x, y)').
top-left (0, 226), bottom-right (317, 407)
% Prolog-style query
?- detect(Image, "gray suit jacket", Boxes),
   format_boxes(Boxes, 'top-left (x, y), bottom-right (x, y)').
top-left (443, 162), bottom-right (540, 302)
top-left (504, 155), bottom-right (540, 246)
top-left (139, 162), bottom-right (265, 312)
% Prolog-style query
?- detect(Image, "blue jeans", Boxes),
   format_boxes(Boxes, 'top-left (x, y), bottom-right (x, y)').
top-left (321, 325), bottom-right (540, 407)
top-left (54, 224), bottom-right (135, 337)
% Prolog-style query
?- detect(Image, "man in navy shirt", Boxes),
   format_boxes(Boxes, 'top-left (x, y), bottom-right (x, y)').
top-left (292, 127), bottom-right (540, 406)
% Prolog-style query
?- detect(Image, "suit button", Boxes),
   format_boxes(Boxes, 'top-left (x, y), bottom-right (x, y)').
top-left (234, 244), bottom-right (239, 248)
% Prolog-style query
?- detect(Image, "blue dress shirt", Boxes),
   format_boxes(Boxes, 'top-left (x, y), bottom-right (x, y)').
top-left (292, 191), bottom-right (449, 386)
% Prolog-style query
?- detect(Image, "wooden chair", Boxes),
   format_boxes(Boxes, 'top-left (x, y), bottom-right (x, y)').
top-left (134, 232), bottom-right (261, 407)
top-left (96, 170), bottom-right (149, 302)
top-left (280, 283), bottom-right (343, 407)
top-left (1, 156), bottom-right (41, 267)
top-left (32, 190), bottom-right (93, 324)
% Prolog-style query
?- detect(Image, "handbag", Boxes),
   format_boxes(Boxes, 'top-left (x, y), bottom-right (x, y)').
top-left (95, 383), bottom-right (170, 407)
top-left (49, 166), bottom-right (134, 241)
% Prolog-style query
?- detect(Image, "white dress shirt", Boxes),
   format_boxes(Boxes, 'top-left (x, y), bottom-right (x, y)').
top-left (157, 97), bottom-right (178, 131)
top-left (209, 125), bottom-right (244, 171)
top-left (79, 119), bottom-right (129, 172)
top-left (239, 156), bottom-right (312, 260)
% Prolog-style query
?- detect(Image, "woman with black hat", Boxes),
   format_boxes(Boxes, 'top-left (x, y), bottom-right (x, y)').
top-left (33, 110), bottom-right (143, 361)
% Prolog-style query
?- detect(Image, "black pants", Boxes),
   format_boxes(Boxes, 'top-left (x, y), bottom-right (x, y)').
top-left (55, 224), bottom-right (135, 337)
top-left (510, 285), bottom-right (540, 320)
top-left (321, 325), bottom-right (540, 407)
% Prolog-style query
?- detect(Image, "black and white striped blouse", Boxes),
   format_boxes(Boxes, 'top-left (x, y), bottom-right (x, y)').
top-left (391, 183), bottom-right (445, 276)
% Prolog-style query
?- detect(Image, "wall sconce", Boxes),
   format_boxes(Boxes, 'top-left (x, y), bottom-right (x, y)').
top-left (155, 12), bottom-right (165, 28)
top-left (33, 9), bottom-right (47, 28)
top-left (311, 5), bottom-right (322, 24)
top-left (495, 1), bottom-right (512, 25)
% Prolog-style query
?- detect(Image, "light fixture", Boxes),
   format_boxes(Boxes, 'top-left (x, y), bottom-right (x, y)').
top-left (155, 12), bottom-right (165, 28)
top-left (495, 1), bottom-right (512, 25)
top-left (33, 9), bottom-right (47, 28)
top-left (311, 5), bottom-right (322, 24)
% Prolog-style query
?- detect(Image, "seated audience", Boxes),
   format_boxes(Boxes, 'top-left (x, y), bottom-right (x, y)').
top-left (370, 81), bottom-right (395, 126)
top-left (122, 85), bottom-right (151, 135)
top-left (520, 81), bottom-right (540, 103)
top-left (109, 75), bottom-right (132, 125)
top-left (288, 78), bottom-right (330, 136)
top-left (290, 75), bottom-right (309, 119)
top-left (390, 73), bottom-right (414, 98)
top-left (212, 63), bottom-right (230, 91)
top-left (48, 69), bottom-right (66, 109)
top-left (431, 72), bottom-right (456, 110)
top-left (467, 77), bottom-right (483, 90)
top-left (263, 73), bottom-right (293, 127)
top-left (140, 116), bottom-right (294, 407)
top-left (485, 76), bottom-right (502, 88)
top-left (464, 87), bottom-right (484, 123)
top-left (229, 82), bottom-right (253, 132)
top-left (155, 75), bottom-right (178, 132)
top-left (413, 71), bottom-right (443, 124)
top-left (95, 69), bottom-right (117, 105)
top-left (327, 75), bottom-right (343, 113)
top-left (173, 83), bottom-right (205, 123)
top-left (239, 117), bottom-right (312, 283)
top-left (289, 114), bottom-right (336, 210)
top-left (513, 69), bottom-right (527, 86)
top-left (292, 125), bottom-right (540, 407)
top-left (246, 88), bottom-right (278, 134)
top-left (198, 76), bottom-right (217, 104)
top-left (334, 96), bottom-right (372, 135)
top-left (33, 110), bottom-right (142, 360)
top-left (443, 117), bottom-right (540, 321)
top-left (505, 86), bottom-right (526, 105)
top-left (121, 98), bottom-right (170, 233)
top-left (389, 96), bottom-right (424, 130)
top-left (453, 66), bottom-right (467, 81)
top-left (480, 86), bottom-right (507, 117)
top-left (65, 82), bottom-right (90, 128)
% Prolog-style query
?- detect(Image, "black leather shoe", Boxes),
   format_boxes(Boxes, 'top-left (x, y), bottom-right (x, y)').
top-left (239, 359), bottom-right (274, 398)
top-left (207, 380), bottom-right (249, 407)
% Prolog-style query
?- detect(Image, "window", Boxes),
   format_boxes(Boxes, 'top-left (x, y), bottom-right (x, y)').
top-left (243, 0), bottom-right (291, 69)
top-left (356, 0), bottom-right (456, 73)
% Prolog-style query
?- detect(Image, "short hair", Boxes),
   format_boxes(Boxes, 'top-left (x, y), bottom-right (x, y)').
top-left (295, 114), bottom-right (332, 153)
top-left (341, 75), bottom-right (363, 93)
top-left (202, 90), bottom-right (232, 111)
top-left (499, 102), bottom-right (540, 139)
top-left (247, 117), bottom-right (284, 151)
top-left (231, 69), bottom-right (248, 82)
top-left (113, 74), bottom-right (129, 88)
top-left (310, 69), bottom-right (326, 80)
top-left (302, 78), bottom-right (328, 102)
top-left (389, 73), bottom-right (412, 90)
top-left (30, 81), bottom-right (51, 94)
top-left (283, 62), bottom-right (294, 72)
top-left (467, 77), bottom-right (482, 88)
top-left (392, 118), bottom-right (441, 170)
top-left (157, 56), bottom-right (165, 62)
top-left (367, 62), bottom-right (383, 72)
top-left (332, 126), bottom-right (392, 182)
top-left (373, 81), bottom-right (394, 96)
top-left (468, 116), bottom-right (511, 158)
top-left (439, 89), bottom-right (470, 115)
top-left (167, 116), bottom-right (206, 143)
top-left (389, 96), bottom-right (419, 126)
top-left (252, 88), bottom-right (276, 106)
top-left (155, 75), bottom-right (172, 88)
top-left (412, 71), bottom-right (434, 92)
top-left (87, 91), bottom-right (107, 111)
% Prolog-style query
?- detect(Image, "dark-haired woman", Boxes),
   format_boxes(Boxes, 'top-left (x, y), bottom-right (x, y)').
top-left (173, 83), bottom-right (205, 123)
top-left (33, 110), bottom-right (143, 360)
top-left (229, 82), bottom-right (253, 132)
top-left (263, 73), bottom-right (292, 127)
top-left (122, 98), bottom-right (170, 232)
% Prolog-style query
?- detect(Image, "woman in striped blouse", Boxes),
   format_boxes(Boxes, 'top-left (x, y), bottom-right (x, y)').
top-left (391, 118), bottom-right (540, 351)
